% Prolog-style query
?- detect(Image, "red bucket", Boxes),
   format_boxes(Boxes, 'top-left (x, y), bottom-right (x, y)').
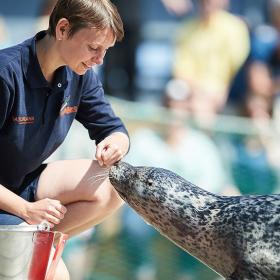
top-left (29, 230), bottom-right (68, 280)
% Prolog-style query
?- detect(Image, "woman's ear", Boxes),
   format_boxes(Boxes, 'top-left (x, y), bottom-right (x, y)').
top-left (55, 18), bottom-right (69, 40)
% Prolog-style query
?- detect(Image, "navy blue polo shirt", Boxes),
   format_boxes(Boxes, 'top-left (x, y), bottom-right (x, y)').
top-left (0, 31), bottom-right (129, 192)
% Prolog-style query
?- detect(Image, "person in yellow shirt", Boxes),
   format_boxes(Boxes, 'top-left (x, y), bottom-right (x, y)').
top-left (173, 0), bottom-right (250, 117)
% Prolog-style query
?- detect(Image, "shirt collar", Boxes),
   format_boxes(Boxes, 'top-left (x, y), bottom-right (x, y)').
top-left (21, 30), bottom-right (70, 91)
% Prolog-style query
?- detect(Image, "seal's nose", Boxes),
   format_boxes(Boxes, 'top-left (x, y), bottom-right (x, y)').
top-left (109, 161), bottom-right (126, 183)
top-left (109, 165), bottom-right (118, 185)
top-left (109, 161), bottom-right (136, 186)
top-left (112, 161), bottom-right (133, 171)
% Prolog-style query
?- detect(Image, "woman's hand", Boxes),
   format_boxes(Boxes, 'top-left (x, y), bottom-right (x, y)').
top-left (23, 198), bottom-right (67, 228)
top-left (95, 132), bottom-right (129, 167)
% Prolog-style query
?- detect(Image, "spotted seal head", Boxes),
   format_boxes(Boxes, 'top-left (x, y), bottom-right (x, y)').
top-left (109, 161), bottom-right (280, 280)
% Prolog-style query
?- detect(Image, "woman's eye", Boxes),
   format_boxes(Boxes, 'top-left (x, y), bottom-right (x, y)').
top-left (89, 46), bottom-right (97, 51)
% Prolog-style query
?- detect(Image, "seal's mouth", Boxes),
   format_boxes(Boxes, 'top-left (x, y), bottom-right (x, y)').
top-left (109, 162), bottom-right (134, 202)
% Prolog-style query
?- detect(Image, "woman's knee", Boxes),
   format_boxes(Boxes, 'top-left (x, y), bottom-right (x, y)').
top-left (93, 180), bottom-right (124, 211)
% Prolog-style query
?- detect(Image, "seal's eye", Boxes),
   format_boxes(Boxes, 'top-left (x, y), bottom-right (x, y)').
top-left (147, 179), bottom-right (153, 186)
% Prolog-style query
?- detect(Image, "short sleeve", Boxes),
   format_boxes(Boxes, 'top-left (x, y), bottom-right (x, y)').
top-left (75, 70), bottom-right (129, 144)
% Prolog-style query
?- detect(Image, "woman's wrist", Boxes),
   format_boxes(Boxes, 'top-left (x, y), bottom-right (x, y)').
top-left (17, 200), bottom-right (31, 221)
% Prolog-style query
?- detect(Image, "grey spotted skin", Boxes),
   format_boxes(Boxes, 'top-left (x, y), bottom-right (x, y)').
top-left (109, 161), bottom-right (280, 280)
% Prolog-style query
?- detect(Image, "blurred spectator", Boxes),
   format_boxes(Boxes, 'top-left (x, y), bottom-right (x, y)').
top-left (235, 62), bottom-right (275, 119)
top-left (160, 0), bottom-right (192, 16)
top-left (227, 1), bottom-right (278, 109)
top-left (225, 0), bottom-right (280, 195)
top-left (231, 0), bottom-right (280, 110)
top-left (172, 0), bottom-right (250, 119)
top-left (228, 62), bottom-right (279, 195)
top-left (245, 0), bottom-right (280, 123)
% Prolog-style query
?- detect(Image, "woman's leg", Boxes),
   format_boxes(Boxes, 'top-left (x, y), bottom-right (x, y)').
top-left (36, 159), bottom-right (123, 237)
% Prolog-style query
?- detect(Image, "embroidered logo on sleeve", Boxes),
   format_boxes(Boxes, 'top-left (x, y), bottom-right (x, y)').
top-left (12, 116), bottom-right (35, 124)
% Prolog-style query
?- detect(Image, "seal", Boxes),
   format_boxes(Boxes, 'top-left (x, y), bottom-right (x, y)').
top-left (109, 161), bottom-right (280, 280)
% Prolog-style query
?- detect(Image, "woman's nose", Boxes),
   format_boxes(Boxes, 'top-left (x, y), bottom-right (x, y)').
top-left (92, 52), bottom-right (105, 65)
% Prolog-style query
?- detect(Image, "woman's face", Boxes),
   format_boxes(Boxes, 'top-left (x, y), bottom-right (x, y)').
top-left (199, 0), bottom-right (228, 16)
top-left (58, 26), bottom-right (115, 75)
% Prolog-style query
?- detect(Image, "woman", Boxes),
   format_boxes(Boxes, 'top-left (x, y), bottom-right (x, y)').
top-left (0, 0), bottom-right (130, 278)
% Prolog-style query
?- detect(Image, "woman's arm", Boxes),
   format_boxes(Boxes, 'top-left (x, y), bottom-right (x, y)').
top-left (0, 184), bottom-right (67, 227)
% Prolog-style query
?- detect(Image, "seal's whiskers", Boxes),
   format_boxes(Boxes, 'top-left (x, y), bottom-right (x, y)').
top-left (87, 171), bottom-right (109, 184)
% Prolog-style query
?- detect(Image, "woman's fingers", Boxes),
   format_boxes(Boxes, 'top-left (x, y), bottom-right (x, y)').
top-left (98, 144), bottom-right (123, 167)
top-left (53, 201), bottom-right (67, 215)
top-left (43, 199), bottom-right (67, 226)
top-left (46, 206), bottom-right (64, 219)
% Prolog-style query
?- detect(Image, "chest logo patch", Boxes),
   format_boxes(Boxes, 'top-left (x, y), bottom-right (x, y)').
top-left (60, 106), bottom-right (78, 116)
top-left (12, 116), bottom-right (35, 125)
